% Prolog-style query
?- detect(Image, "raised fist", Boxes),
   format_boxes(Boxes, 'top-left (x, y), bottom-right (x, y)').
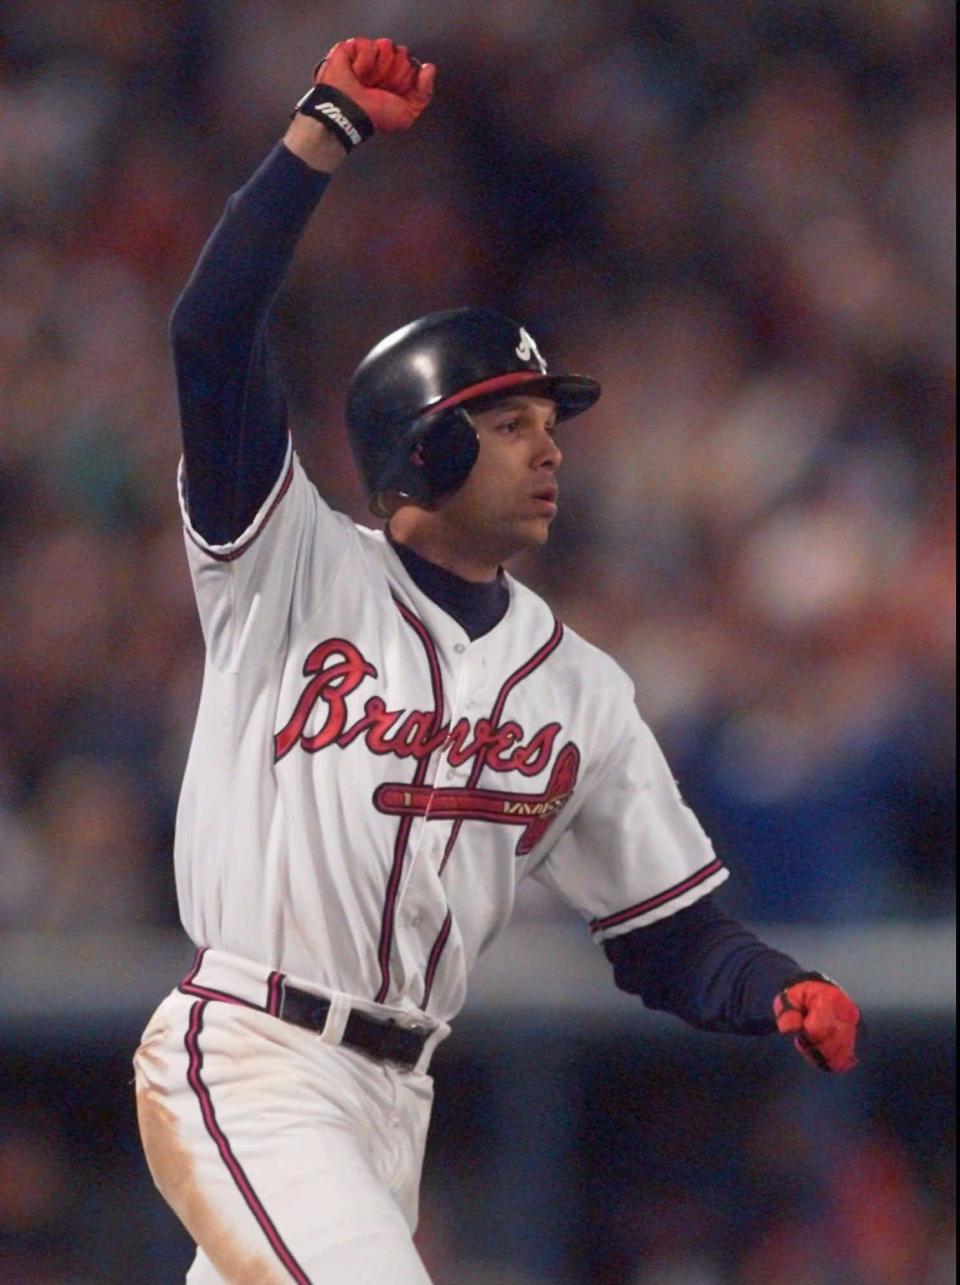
top-left (774, 973), bottom-right (862, 1073)
top-left (317, 37), bottom-right (435, 133)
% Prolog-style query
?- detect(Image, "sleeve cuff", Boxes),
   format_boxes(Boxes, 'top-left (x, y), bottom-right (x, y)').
top-left (179, 437), bottom-right (295, 562)
top-left (589, 859), bottom-right (729, 941)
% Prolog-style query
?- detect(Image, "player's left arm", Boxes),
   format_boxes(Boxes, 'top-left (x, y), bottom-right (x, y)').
top-left (532, 681), bottom-right (861, 1073)
top-left (605, 899), bottom-right (862, 1072)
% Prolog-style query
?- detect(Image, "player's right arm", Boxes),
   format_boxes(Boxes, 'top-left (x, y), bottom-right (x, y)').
top-left (171, 39), bottom-right (435, 544)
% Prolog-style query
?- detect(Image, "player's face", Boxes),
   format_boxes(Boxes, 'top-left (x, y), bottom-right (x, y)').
top-left (436, 395), bottom-right (562, 561)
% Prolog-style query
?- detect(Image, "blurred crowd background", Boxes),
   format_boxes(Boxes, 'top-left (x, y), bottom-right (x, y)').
top-left (0, 1), bottom-right (954, 1282)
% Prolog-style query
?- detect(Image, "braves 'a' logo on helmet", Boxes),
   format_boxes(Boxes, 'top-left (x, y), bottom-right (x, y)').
top-left (515, 326), bottom-right (547, 374)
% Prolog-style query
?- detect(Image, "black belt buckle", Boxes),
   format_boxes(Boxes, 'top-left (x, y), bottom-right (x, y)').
top-left (343, 1011), bottom-right (428, 1069)
top-left (278, 982), bottom-right (429, 1069)
top-left (378, 1018), bottom-right (428, 1069)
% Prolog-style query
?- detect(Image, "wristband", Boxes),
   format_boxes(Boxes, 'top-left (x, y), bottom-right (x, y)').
top-left (780, 970), bottom-right (836, 989)
top-left (292, 84), bottom-right (375, 151)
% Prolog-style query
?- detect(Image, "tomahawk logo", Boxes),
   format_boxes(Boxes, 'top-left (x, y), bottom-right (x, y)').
top-left (515, 327), bottom-right (547, 374)
top-left (375, 743), bottom-right (580, 856)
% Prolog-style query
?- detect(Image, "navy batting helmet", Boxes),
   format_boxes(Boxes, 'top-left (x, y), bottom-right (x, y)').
top-left (345, 307), bottom-right (601, 513)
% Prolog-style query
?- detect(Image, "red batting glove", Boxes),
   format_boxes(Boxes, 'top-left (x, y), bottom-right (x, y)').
top-left (774, 972), bottom-right (862, 1072)
top-left (316, 37), bottom-right (436, 133)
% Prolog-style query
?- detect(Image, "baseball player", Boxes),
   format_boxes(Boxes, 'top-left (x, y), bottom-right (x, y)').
top-left (133, 38), bottom-right (862, 1284)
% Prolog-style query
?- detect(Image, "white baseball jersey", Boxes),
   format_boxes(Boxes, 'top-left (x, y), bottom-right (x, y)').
top-left (175, 436), bottom-right (728, 1026)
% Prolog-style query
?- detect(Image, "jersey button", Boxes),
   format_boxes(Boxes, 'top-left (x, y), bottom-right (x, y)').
top-left (453, 643), bottom-right (466, 654)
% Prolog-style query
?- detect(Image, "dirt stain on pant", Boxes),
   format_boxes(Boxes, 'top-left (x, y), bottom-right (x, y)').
top-left (136, 1086), bottom-right (290, 1285)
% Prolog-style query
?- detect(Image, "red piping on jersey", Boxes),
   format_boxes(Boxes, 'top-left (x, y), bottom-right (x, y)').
top-left (419, 617), bottom-right (565, 1011)
top-left (421, 908), bottom-right (452, 1010)
top-left (185, 458), bottom-right (294, 563)
top-left (438, 616), bottom-right (564, 876)
top-left (184, 1001), bottom-right (312, 1284)
top-left (589, 857), bottom-right (726, 933)
top-left (374, 599), bottom-right (446, 1005)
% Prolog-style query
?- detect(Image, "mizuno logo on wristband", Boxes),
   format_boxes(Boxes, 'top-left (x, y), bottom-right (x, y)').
top-left (312, 101), bottom-right (363, 146)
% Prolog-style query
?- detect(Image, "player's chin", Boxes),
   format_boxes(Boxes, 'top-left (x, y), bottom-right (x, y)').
top-left (513, 514), bottom-right (554, 549)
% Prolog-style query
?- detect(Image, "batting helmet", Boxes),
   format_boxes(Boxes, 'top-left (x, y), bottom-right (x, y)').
top-left (345, 307), bottom-right (601, 512)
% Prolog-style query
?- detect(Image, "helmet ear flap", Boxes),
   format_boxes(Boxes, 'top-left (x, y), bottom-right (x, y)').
top-left (370, 407), bottom-right (479, 514)
top-left (416, 407), bottom-right (479, 501)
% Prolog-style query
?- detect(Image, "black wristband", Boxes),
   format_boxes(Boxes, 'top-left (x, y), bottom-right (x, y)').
top-left (292, 84), bottom-right (375, 151)
top-left (780, 970), bottom-right (836, 989)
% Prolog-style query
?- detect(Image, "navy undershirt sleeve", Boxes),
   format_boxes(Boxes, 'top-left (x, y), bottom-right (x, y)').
top-left (171, 143), bottom-right (331, 543)
top-left (604, 894), bottom-right (802, 1034)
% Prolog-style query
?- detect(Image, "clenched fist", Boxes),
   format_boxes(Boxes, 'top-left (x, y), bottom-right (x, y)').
top-left (774, 973), bottom-right (862, 1073)
top-left (316, 37), bottom-right (436, 133)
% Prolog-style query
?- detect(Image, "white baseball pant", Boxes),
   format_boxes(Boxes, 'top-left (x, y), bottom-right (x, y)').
top-left (134, 950), bottom-right (447, 1284)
